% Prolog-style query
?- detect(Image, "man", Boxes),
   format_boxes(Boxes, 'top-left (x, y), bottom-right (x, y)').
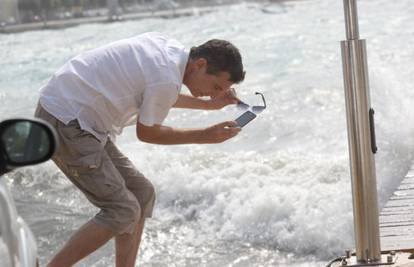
top-left (35, 32), bottom-right (245, 267)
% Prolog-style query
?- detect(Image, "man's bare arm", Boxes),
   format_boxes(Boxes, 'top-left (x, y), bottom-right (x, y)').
top-left (173, 94), bottom-right (210, 110)
top-left (136, 121), bottom-right (240, 145)
top-left (173, 91), bottom-right (239, 110)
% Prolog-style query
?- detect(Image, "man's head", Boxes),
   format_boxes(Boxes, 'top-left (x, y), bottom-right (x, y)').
top-left (183, 39), bottom-right (245, 98)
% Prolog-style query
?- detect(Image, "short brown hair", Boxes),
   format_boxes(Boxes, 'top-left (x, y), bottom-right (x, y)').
top-left (190, 39), bottom-right (245, 84)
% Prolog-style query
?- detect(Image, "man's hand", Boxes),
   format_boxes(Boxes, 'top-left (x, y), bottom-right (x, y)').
top-left (207, 89), bottom-right (240, 110)
top-left (201, 121), bottom-right (241, 143)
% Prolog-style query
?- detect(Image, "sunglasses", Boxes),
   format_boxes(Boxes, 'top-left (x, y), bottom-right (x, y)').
top-left (237, 92), bottom-right (267, 114)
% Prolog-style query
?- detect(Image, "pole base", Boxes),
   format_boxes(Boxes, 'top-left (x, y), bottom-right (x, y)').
top-left (328, 252), bottom-right (414, 267)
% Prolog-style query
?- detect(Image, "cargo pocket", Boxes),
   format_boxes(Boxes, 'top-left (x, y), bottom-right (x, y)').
top-left (59, 120), bottom-right (99, 142)
top-left (66, 152), bottom-right (121, 199)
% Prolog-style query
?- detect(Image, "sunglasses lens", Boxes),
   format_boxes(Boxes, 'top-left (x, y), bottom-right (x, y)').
top-left (237, 102), bottom-right (250, 110)
top-left (252, 106), bottom-right (265, 113)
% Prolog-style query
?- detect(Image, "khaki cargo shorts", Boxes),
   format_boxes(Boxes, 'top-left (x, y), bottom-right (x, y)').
top-left (35, 103), bottom-right (155, 234)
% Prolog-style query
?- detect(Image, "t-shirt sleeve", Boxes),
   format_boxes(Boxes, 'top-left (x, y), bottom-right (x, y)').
top-left (138, 83), bottom-right (179, 126)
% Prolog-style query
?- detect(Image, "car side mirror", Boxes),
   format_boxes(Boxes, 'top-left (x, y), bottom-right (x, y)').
top-left (0, 118), bottom-right (58, 175)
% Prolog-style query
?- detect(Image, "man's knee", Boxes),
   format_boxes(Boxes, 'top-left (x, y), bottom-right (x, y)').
top-left (129, 180), bottom-right (156, 219)
top-left (145, 183), bottom-right (156, 205)
top-left (96, 198), bottom-right (141, 234)
top-left (119, 199), bottom-right (141, 229)
top-left (140, 182), bottom-right (156, 214)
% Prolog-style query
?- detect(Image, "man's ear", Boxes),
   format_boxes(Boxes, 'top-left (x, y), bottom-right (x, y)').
top-left (195, 58), bottom-right (207, 70)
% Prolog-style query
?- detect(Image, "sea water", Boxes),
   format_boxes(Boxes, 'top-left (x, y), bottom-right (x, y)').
top-left (1, 0), bottom-right (414, 266)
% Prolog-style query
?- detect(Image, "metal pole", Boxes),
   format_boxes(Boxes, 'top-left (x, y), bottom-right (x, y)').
top-left (341, 0), bottom-right (381, 263)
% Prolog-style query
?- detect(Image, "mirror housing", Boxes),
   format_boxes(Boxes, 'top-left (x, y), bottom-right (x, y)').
top-left (0, 118), bottom-right (58, 175)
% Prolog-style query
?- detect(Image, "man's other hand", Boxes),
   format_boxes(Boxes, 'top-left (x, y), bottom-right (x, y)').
top-left (208, 88), bottom-right (240, 110)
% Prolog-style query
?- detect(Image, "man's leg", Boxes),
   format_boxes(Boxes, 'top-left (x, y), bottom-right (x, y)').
top-left (115, 217), bottom-right (146, 267)
top-left (34, 106), bottom-right (144, 266)
top-left (47, 220), bottom-right (114, 267)
top-left (104, 139), bottom-right (156, 267)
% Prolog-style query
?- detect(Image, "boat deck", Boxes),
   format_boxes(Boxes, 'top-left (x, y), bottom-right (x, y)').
top-left (380, 167), bottom-right (414, 253)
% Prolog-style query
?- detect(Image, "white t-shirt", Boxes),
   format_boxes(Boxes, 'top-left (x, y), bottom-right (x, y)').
top-left (39, 32), bottom-right (188, 143)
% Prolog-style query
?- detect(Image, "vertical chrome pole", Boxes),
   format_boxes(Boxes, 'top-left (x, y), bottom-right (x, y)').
top-left (341, 0), bottom-right (381, 263)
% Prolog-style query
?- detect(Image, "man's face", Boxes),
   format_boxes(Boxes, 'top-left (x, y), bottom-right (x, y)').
top-left (185, 59), bottom-right (234, 98)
